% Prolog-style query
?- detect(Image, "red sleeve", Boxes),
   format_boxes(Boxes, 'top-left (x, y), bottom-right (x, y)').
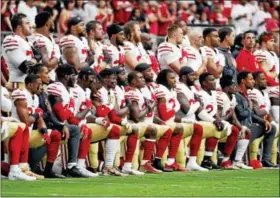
top-left (52, 103), bottom-right (71, 121)
top-left (262, 70), bottom-right (279, 87)
top-left (108, 109), bottom-right (122, 125)
top-left (95, 105), bottom-right (112, 117)
top-left (67, 113), bottom-right (80, 125)
top-left (157, 103), bottom-right (175, 121)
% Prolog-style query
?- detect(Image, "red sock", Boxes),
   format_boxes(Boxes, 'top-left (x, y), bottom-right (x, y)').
top-left (9, 126), bottom-right (23, 165)
top-left (47, 130), bottom-right (62, 163)
top-left (155, 128), bottom-right (172, 158)
top-left (125, 133), bottom-right (137, 162)
top-left (78, 129), bottom-right (93, 159)
top-left (143, 140), bottom-right (156, 161)
top-left (224, 125), bottom-right (239, 156)
top-left (107, 125), bottom-right (120, 139)
top-left (189, 123), bottom-right (203, 156)
top-left (20, 126), bottom-right (30, 163)
top-left (205, 137), bottom-right (219, 151)
top-left (168, 132), bottom-right (183, 158)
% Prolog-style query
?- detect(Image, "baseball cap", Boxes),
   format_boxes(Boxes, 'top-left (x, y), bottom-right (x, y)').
top-left (179, 66), bottom-right (194, 78)
top-left (67, 17), bottom-right (83, 30)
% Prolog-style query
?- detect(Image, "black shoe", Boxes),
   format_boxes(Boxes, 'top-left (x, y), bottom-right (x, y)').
top-left (44, 171), bottom-right (66, 179)
top-left (153, 159), bottom-right (173, 172)
top-left (87, 167), bottom-right (98, 173)
top-left (65, 166), bottom-right (87, 178)
top-left (262, 160), bottom-right (279, 168)
top-left (201, 159), bottom-right (220, 170)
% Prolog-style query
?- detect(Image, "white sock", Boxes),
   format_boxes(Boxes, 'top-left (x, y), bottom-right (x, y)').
top-left (105, 138), bottom-right (120, 167)
top-left (141, 160), bottom-right (149, 165)
top-left (204, 151), bottom-right (213, 157)
top-left (67, 162), bottom-right (77, 169)
top-left (235, 139), bottom-right (249, 162)
top-left (19, 163), bottom-right (29, 170)
top-left (222, 157), bottom-right (230, 162)
top-left (188, 156), bottom-right (197, 165)
top-left (77, 159), bottom-right (85, 168)
top-left (123, 162), bottom-right (132, 169)
top-left (10, 165), bottom-right (20, 172)
top-left (167, 158), bottom-right (175, 165)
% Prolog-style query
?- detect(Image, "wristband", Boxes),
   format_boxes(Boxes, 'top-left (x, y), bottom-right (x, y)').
top-left (39, 128), bottom-right (48, 135)
top-left (31, 113), bottom-right (40, 120)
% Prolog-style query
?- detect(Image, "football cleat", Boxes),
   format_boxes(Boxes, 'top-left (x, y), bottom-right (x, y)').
top-left (201, 159), bottom-right (220, 170)
top-left (64, 166), bottom-right (87, 178)
top-left (220, 160), bottom-right (239, 170)
top-left (139, 162), bottom-right (162, 174)
top-left (153, 159), bottom-right (173, 172)
top-left (102, 167), bottom-right (126, 176)
top-left (77, 167), bottom-right (99, 177)
top-left (8, 171), bottom-right (36, 181)
top-left (165, 162), bottom-right (188, 172)
top-left (187, 162), bottom-right (209, 171)
top-left (249, 160), bottom-right (263, 169)
top-left (122, 167), bottom-right (145, 176)
top-left (22, 169), bottom-right (44, 179)
top-left (232, 161), bottom-right (253, 170)
top-left (261, 160), bottom-right (279, 168)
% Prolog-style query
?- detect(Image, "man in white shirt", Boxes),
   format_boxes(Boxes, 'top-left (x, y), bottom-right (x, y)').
top-left (17, 0), bottom-right (37, 27)
top-left (231, 0), bottom-right (252, 34)
top-left (34, 11), bottom-right (60, 81)
top-left (123, 21), bottom-right (151, 71)
top-left (84, 0), bottom-right (98, 23)
top-left (157, 24), bottom-right (188, 73)
top-left (2, 13), bottom-right (36, 91)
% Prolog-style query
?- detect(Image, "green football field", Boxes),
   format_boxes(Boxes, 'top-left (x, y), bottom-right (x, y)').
top-left (1, 169), bottom-right (279, 197)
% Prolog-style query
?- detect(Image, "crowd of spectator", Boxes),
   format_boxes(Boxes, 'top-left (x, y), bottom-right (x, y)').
top-left (1, 0), bottom-right (280, 37)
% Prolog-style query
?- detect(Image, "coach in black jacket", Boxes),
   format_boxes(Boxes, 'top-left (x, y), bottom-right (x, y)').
top-left (235, 71), bottom-right (277, 168)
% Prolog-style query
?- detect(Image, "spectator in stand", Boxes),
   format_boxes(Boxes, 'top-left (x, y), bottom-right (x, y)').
top-left (58, 0), bottom-right (74, 36)
top-left (157, 0), bottom-right (172, 37)
top-left (144, 1), bottom-right (158, 37)
top-left (130, 5), bottom-right (147, 33)
top-left (17, 0), bottom-right (38, 27)
top-left (111, 0), bottom-right (133, 25)
top-left (251, 2), bottom-right (271, 36)
top-left (73, 0), bottom-right (87, 23)
top-left (210, 2), bottom-right (228, 25)
top-left (84, 0), bottom-right (98, 24)
top-left (169, 1), bottom-right (178, 20)
top-left (200, 12), bottom-right (209, 24)
top-left (178, 1), bottom-right (189, 22)
top-left (187, 3), bottom-right (201, 24)
top-left (231, 0), bottom-right (252, 34)
top-left (95, 0), bottom-right (114, 32)
top-left (1, 0), bottom-right (17, 32)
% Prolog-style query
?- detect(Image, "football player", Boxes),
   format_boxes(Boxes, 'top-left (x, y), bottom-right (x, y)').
top-left (109, 67), bottom-right (144, 175)
top-left (247, 71), bottom-right (278, 168)
top-left (125, 71), bottom-right (163, 173)
top-left (60, 17), bottom-right (94, 70)
top-left (197, 72), bottom-right (239, 170)
top-left (1, 86), bottom-right (35, 181)
top-left (123, 21), bottom-right (151, 71)
top-left (254, 33), bottom-right (278, 82)
top-left (92, 68), bottom-right (133, 176)
top-left (11, 74), bottom-right (63, 179)
top-left (200, 28), bottom-right (223, 88)
top-left (157, 24), bottom-right (188, 73)
top-left (104, 24), bottom-right (126, 68)
top-left (86, 20), bottom-right (107, 73)
top-left (34, 12), bottom-right (60, 81)
top-left (2, 13), bottom-right (36, 91)
top-left (269, 74), bottom-right (279, 165)
top-left (135, 64), bottom-right (175, 172)
top-left (155, 69), bottom-right (207, 171)
top-left (47, 64), bottom-right (90, 177)
top-left (218, 75), bottom-right (252, 169)
top-left (236, 71), bottom-right (276, 169)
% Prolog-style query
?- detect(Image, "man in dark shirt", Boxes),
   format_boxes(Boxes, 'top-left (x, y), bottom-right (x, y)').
top-left (235, 71), bottom-right (277, 168)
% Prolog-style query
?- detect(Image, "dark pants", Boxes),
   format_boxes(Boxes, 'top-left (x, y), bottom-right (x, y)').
top-left (66, 124), bottom-right (80, 164)
top-left (249, 123), bottom-right (276, 161)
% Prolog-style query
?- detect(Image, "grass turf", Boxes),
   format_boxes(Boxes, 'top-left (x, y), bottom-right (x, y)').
top-left (1, 169), bottom-right (279, 197)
